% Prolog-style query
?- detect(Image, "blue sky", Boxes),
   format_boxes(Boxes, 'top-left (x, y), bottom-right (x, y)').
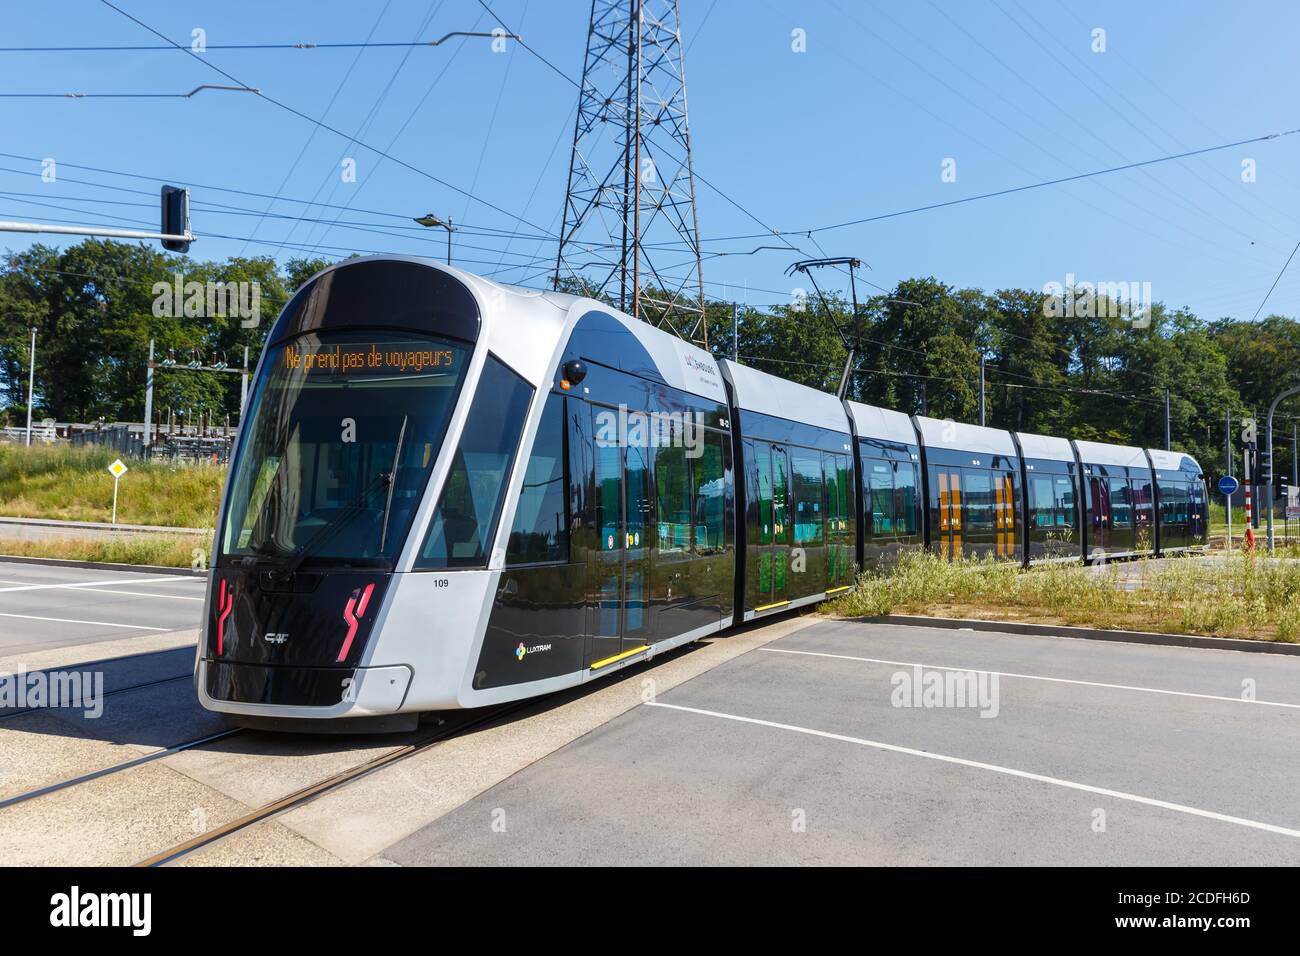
top-left (1, 0), bottom-right (1297, 320)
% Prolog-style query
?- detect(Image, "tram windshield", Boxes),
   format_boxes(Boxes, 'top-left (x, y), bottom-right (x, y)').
top-left (218, 330), bottom-right (469, 568)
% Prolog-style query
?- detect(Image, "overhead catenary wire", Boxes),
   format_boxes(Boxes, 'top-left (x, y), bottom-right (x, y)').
top-left (94, 0), bottom-right (555, 237)
top-left (0, 32), bottom-right (515, 53)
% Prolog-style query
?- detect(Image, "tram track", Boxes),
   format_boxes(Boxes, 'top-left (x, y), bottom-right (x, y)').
top-left (0, 726), bottom-right (245, 810)
top-left (137, 700), bottom-right (536, 866)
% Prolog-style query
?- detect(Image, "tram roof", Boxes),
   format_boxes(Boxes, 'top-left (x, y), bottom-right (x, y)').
top-left (1072, 439), bottom-right (1150, 470)
top-left (1015, 431), bottom-right (1075, 462)
top-left (1147, 448), bottom-right (1203, 474)
top-left (719, 359), bottom-right (853, 434)
top-left (913, 416), bottom-right (1018, 458)
top-left (846, 401), bottom-right (919, 447)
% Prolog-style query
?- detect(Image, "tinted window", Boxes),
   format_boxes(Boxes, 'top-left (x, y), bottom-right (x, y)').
top-left (219, 331), bottom-right (468, 568)
top-left (867, 462), bottom-right (893, 536)
top-left (692, 432), bottom-right (728, 553)
top-left (656, 443), bottom-right (691, 554)
top-left (506, 392), bottom-right (568, 565)
top-left (963, 470), bottom-right (995, 533)
top-left (1109, 479), bottom-right (1133, 528)
top-left (792, 452), bottom-right (824, 545)
top-left (895, 462), bottom-right (919, 535)
top-left (418, 356), bottom-right (534, 569)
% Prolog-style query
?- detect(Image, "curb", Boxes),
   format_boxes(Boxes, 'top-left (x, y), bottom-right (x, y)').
top-left (0, 553), bottom-right (205, 577)
top-left (851, 614), bottom-right (1300, 657)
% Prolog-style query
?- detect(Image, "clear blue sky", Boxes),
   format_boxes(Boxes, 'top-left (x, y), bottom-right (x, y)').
top-left (1, 0), bottom-right (1297, 320)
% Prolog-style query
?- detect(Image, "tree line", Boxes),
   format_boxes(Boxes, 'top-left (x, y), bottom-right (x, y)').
top-left (3, 239), bottom-right (1298, 480)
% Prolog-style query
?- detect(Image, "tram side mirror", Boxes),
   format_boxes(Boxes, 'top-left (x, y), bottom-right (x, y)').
top-left (560, 359), bottom-right (587, 390)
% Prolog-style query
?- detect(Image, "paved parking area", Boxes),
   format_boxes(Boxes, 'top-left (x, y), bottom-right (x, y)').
top-left (0, 561), bottom-right (205, 655)
top-left (381, 620), bottom-right (1300, 866)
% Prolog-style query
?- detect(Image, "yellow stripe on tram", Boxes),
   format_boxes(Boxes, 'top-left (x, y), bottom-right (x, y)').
top-left (590, 644), bottom-right (650, 670)
top-left (824, 585), bottom-right (851, 595)
top-left (754, 600), bottom-right (790, 613)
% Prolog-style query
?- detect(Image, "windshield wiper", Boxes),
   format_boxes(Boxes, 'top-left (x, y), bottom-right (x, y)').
top-left (268, 470), bottom-right (393, 581)
top-left (378, 414), bottom-right (409, 554)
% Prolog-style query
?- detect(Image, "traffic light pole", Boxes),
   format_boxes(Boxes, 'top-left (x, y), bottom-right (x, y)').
top-left (0, 185), bottom-right (193, 250)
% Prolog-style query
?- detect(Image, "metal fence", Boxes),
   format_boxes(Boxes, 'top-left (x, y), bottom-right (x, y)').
top-left (0, 426), bottom-right (57, 444)
top-left (69, 424), bottom-right (233, 464)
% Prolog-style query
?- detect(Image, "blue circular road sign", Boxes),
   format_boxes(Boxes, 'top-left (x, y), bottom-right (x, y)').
top-left (1218, 475), bottom-right (1239, 496)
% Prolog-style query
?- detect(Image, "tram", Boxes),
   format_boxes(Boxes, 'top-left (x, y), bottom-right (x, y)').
top-left (197, 256), bottom-right (1207, 729)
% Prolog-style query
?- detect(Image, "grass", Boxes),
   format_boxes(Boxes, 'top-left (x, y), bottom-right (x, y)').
top-left (825, 550), bottom-right (1300, 643)
top-left (0, 532), bottom-right (212, 569)
top-left (0, 444), bottom-right (224, 528)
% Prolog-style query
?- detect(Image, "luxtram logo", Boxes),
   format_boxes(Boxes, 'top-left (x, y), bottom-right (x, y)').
top-left (49, 886), bottom-right (151, 936)
top-left (516, 642), bottom-right (552, 661)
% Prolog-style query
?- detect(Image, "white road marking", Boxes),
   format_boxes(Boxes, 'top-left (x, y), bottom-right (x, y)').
top-left (645, 701), bottom-right (1300, 840)
top-left (55, 586), bottom-right (204, 602)
top-left (0, 611), bottom-right (168, 631)
top-left (760, 646), bottom-right (1300, 710)
top-left (0, 576), bottom-right (189, 595)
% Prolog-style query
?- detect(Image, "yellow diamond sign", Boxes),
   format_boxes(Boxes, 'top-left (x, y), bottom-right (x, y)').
top-left (108, 459), bottom-right (128, 479)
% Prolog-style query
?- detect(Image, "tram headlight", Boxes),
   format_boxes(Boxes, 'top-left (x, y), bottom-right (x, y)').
top-left (560, 359), bottom-right (587, 390)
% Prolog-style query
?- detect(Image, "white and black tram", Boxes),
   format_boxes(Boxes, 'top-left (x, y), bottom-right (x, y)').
top-left (198, 256), bottom-right (1207, 729)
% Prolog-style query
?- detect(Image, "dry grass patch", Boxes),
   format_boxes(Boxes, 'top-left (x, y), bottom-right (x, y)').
top-left (825, 550), bottom-right (1300, 643)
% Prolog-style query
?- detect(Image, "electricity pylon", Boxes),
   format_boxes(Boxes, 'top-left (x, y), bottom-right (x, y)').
top-left (555, 0), bottom-right (707, 346)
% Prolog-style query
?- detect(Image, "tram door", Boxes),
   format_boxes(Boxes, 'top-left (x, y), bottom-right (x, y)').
top-left (934, 469), bottom-right (963, 560)
top-left (753, 443), bottom-right (791, 609)
top-left (590, 416), bottom-right (652, 666)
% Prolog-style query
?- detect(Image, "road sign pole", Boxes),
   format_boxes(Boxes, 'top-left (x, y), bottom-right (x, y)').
top-left (1218, 474), bottom-right (1239, 552)
top-left (107, 459), bottom-right (128, 526)
top-left (1227, 490), bottom-right (1232, 551)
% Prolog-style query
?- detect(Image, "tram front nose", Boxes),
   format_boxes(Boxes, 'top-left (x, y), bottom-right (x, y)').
top-left (203, 568), bottom-right (394, 708)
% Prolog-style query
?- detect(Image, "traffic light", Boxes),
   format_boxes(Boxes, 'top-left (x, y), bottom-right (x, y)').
top-left (160, 185), bottom-right (191, 253)
top-left (1259, 449), bottom-right (1274, 484)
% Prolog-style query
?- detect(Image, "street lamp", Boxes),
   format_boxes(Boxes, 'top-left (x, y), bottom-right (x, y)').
top-left (414, 214), bottom-right (455, 264)
top-left (24, 326), bottom-right (36, 447)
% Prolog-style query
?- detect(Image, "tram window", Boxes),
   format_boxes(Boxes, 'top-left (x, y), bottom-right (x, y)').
top-left (1055, 475), bottom-right (1076, 528)
top-left (418, 356), bottom-right (534, 569)
top-left (656, 443), bottom-right (691, 554)
top-left (896, 462), bottom-right (919, 535)
top-left (1109, 479), bottom-right (1133, 529)
top-left (1029, 478), bottom-right (1060, 530)
top-left (868, 463), bottom-right (893, 536)
top-left (791, 452), bottom-right (824, 545)
top-left (692, 431), bottom-right (727, 553)
top-left (963, 471), bottom-right (995, 533)
top-left (506, 392), bottom-right (568, 565)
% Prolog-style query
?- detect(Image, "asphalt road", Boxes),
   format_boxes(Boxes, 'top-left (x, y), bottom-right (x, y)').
top-left (382, 620), bottom-right (1300, 866)
top-left (0, 560), bottom-right (205, 656)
